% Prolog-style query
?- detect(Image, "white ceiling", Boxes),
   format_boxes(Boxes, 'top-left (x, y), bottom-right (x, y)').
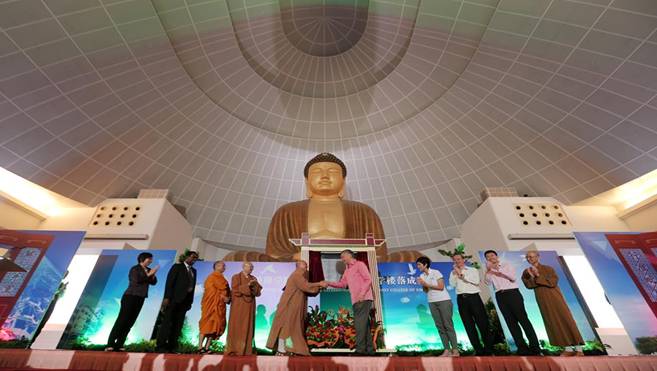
top-left (1, 0), bottom-right (656, 249)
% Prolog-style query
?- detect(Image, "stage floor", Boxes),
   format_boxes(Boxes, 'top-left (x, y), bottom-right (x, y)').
top-left (0, 349), bottom-right (655, 371)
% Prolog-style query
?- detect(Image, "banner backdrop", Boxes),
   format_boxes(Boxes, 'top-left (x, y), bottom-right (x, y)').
top-left (575, 232), bottom-right (657, 347)
top-left (62, 257), bottom-right (480, 351)
top-left (478, 250), bottom-right (596, 350)
top-left (180, 261), bottom-right (306, 348)
top-left (0, 230), bottom-right (84, 342)
top-left (58, 250), bottom-right (177, 348)
top-left (377, 262), bottom-right (471, 350)
top-left (60, 257), bottom-right (304, 349)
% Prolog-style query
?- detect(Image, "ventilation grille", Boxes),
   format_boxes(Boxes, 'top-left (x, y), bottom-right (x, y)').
top-left (90, 203), bottom-right (142, 227)
top-left (514, 203), bottom-right (570, 227)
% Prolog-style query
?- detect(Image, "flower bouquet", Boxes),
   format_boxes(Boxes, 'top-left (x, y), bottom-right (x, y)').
top-left (305, 305), bottom-right (384, 350)
top-left (306, 305), bottom-right (339, 347)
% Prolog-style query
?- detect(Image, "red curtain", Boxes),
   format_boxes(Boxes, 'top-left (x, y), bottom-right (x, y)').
top-left (356, 251), bottom-right (369, 269)
top-left (308, 250), bottom-right (324, 283)
top-left (309, 251), bottom-right (369, 282)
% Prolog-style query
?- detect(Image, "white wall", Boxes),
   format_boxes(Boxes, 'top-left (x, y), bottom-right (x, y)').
top-left (622, 202), bottom-right (657, 231)
top-left (462, 198), bottom-right (631, 254)
top-left (191, 238), bottom-right (230, 261)
top-left (150, 201), bottom-right (192, 252)
top-left (565, 205), bottom-right (630, 232)
top-left (417, 239), bottom-right (462, 262)
top-left (0, 197), bottom-right (42, 229)
top-left (39, 207), bottom-right (96, 231)
top-left (460, 199), bottom-right (508, 257)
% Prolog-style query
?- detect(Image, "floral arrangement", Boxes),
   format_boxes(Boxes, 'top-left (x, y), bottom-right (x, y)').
top-left (306, 305), bottom-right (340, 347)
top-left (438, 243), bottom-right (481, 269)
top-left (0, 327), bottom-right (16, 341)
top-left (305, 305), bottom-right (383, 349)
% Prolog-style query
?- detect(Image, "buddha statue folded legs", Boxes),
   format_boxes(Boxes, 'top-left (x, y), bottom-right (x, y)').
top-left (223, 153), bottom-right (424, 262)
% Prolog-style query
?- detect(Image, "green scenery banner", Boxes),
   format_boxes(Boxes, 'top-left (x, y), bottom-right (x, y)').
top-left (58, 251), bottom-right (595, 352)
top-left (478, 250), bottom-right (597, 350)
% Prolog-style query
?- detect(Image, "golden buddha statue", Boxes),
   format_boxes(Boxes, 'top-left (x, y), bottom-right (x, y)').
top-left (224, 153), bottom-right (423, 262)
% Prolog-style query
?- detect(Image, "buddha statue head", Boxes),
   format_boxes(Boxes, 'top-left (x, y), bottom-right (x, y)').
top-left (303, 152), bottom-right (347, 199)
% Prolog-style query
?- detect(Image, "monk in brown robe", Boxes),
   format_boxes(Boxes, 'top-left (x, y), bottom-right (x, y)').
top-left (224, 262), bottom-right (263, 355)
top-left (522, 251), bottom-right (584, 355)
top-left (225, 153), bottom-right (423, 262)
top-left (198, 261), bottom-right (230, 354)
top-left (266, 260), bottom-right (322, 356)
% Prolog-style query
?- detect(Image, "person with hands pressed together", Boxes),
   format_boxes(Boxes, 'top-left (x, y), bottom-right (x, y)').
top-left (106, 252), bottom-right (159, 352)
top-left (198, 261), bottom-right (231, 354)
top-left (522, 251), bottom-right (584, 356)
top-left (319, 249), bottom-right (374, 355)
top-left (449, 254), bottom-right (494, 356)
top-left (416, 257), bottom-right (458, 357)
top-left (225, 261), bottom-right (263, 355)
top-left (484, 250), bottom-right (540, 356)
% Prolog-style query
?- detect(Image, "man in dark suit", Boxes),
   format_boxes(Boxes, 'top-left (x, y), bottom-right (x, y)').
top-left (156, 250), bottom-right (199, 353)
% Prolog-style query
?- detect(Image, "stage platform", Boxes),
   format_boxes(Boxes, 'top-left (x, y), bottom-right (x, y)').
top-left (0, 349), bottom-right (655, 371)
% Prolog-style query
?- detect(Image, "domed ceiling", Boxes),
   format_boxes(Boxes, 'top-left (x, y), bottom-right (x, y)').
top-left (0, 0), bottom-right (656, 249)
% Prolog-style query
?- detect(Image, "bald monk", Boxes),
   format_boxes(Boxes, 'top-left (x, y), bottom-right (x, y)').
top-left (266, 260), bottom-right (322, 356)
top-left (226, 153), bottom-right (423, 262)
top-left (224, 262), bottom-right (262, 355)
top-left (522, 251), bottom-right (584, 355)
top-left (198, 261), bottom-right (230, 354)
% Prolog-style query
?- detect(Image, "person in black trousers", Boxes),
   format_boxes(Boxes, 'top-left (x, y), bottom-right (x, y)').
top-left (449, 254), bottom-right (494, 355)
top-left (156, 250), bottom-right (199, 353)
top-left (106, 252), bottom-right (159, 351)
top-left (484, 250), bottom-right (541, 356)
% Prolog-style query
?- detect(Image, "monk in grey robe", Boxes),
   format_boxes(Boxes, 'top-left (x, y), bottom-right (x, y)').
top-left (266, 260), bottom-right (322, 355)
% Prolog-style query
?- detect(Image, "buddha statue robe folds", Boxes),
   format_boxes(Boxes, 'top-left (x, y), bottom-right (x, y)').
top-left (266, 199), bottom-right (387, 261)
top-left (225, 153), bottom-right (423, 262)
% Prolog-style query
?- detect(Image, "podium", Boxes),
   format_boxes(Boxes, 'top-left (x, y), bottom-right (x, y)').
top-left (290, 232), bottom-right (386, 349)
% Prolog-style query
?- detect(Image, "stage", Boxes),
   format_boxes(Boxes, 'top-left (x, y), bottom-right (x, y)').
top-left (0, 350), bottom-right (655, 371)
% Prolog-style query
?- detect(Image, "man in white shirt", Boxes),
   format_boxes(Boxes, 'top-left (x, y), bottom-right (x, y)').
top-left (416, 256), bottom-right (459, 357)
top-left (449, 253), bottom-right (494, 356)
top-left (484, 250), bottom-right (540, 356)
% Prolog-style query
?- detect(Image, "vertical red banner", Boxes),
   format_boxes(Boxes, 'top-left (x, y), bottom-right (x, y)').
top-left (0, 230), bottom-right (54, 324)
top-left (606, 232), bottom-right (657, 319)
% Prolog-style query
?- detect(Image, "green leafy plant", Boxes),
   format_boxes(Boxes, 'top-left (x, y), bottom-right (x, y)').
top-left (437, 243), bottom-right (481, 269)
top-left (207, 340), bottom-right (225, 354)
top-left (178, 249), bottom-right (191, 263)
top-left (123, 340), bottom-right (157, 353)
top-left (0, 338), bottom-right (30, 349)
top-left (484, 299), bottom-right (506, 345)
top-left (635, 336), bottom-right (657, 355)
top-left (582, 340), bottom-right (608, 355)
top-left (492, 342), bottom-right (511, 355)
top-left (68, 337), bottom-right (105, 351)
top-left (539, 340), bottom-right (564, 356)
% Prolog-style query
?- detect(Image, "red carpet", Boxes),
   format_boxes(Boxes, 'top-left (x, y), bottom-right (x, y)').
top-left (0, 349), bottom-right (655, 371)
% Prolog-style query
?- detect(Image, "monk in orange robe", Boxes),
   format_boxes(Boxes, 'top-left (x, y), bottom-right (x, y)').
top-left (198, 261), bottom-right (230, 354)
top-left (224, 262), bottom-right (263, 355)
top-left (266, 260), bottom-right (321, 355)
